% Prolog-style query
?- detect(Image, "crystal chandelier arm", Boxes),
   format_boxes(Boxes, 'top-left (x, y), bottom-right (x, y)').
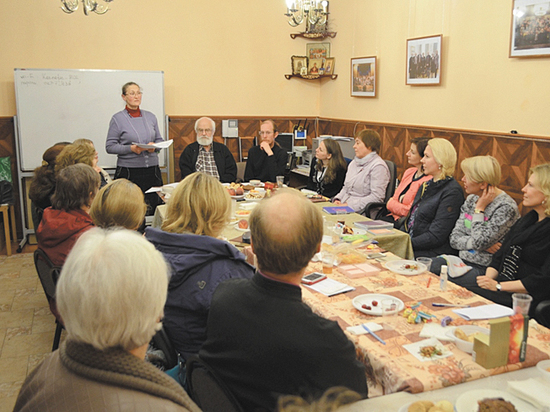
top-left (60, 0), bottom-right (79, 13)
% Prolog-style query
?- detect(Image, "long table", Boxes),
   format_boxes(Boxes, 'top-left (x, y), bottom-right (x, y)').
top-left (301, 257), bottom-right (550, 397)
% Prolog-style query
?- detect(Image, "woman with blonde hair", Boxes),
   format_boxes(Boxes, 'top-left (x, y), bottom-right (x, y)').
top-left (145, 172), bottom-right (254, 362)
top-left (90, 179), bottom-right (147, 230)
top-left (74, 138), bottom-right (113, 187)
top-left (307, 138), bottom-right (347, 198)
top-left (404, 138), bottom-right (465, 257)
top-left (454, 163), bottom-right (550, 319)
top-left (54, 142), bottom-right (96, 173)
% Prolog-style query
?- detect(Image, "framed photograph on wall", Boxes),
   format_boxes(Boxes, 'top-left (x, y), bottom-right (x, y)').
top-left (291, 55), bottom-right (308, 75)
top-left (351, 56), bottom-right (376, 97)
top-left (406, 34), bottom-right (442, 85)
top-left (306, 42), bottom-right (331, 60)
top-left (308, 58), bottom-right (323, 75)
top-left (510, 0), bottom-right (550, 57)
top-left (324, 58), bottom-right (335, 75)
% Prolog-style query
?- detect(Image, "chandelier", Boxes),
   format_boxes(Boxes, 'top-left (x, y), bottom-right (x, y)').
top-left (285, 0), bottom-right (329, 30)
top-left (61, 0), bottom-right (114, 15)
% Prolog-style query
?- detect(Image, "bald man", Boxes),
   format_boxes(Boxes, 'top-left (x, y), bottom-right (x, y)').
top-left (199, 190), bottom-right (367, 411)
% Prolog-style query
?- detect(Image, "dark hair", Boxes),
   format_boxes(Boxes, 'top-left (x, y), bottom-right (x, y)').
top-left (411, 137), bottom-right (430, 158)
top-left (29, 143), bottom-right (70, 205)
top-left (315, 139), bottom-right (347, 184)
top-left (356, 129), bottom-right (381, 153)
top-left (122, 82), bottom-right (140, 95)
top-left (51, 164), bottom-right (100, 211)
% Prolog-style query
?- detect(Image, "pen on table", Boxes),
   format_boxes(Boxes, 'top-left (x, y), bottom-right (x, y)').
top-left (432, 303), bottom-right (471, 308)
top-left (361, 324), bottom-right (386, 345)
top-left (426, 277), bottom-right (432, 288)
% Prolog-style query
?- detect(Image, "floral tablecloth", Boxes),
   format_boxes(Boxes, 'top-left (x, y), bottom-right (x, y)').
top-left (302, 259), bottom-right (550, 398)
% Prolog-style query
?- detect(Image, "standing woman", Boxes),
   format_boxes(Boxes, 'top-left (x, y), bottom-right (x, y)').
top-left (405, 138), bottom-right (465, 258)
top-left (106, 82), bottom-right (164, 214)
top-left (379, 137), bottom-right (432, 224)
top-left (306, 138), bottom-right (347, 198)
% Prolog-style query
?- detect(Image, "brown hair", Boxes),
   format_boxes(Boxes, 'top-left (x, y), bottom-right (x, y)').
top-left (162, 172), bottom-right (231, 237)
top-left (356, 129), bottom-right (381, 153)
top-left (277, 386), bottom-right (362, 412)
top-left (51, 164), bottom-right (100, 211)
top-left (90, 179), bottom-right (147, 230)
top-left (249, 189), bottom-right (322, 275)
top-left (55, 143), bottom-right (95, 174)
top-left (122, 82), bottom-right (140, 95)
top-left (315, 139), bottom-right (347, 184)
top-left (29, 143), bottom-right (70, 204)
top-left (261, 119), bottom-right (279, 133)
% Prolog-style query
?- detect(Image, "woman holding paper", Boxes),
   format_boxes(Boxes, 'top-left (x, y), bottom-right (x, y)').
top-left (106, 81), bottom-right (164, 213)
top-left (453, 163), bottom-right (550, 318)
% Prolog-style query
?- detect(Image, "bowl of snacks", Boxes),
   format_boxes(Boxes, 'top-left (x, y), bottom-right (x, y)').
top-left (536, 359), bottom-right (550, 383)
top-left (450, 325), bottom-right (489, 354)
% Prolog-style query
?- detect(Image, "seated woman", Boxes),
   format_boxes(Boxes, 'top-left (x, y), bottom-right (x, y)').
top-left (404, 138), bottom-right (465, 258)
top-left (378, 137), bottom-right (432, 225)
top-left (306, 138), bottom-right (347, 198)
top-left (74, 138), bottom-right (113, 188)
top-left (36, 163), bottom-right (99, 267)
top-left (14, 228), bottom-right (199, 412)
top-left (28, 142), bottom-right (70, 229)
top-left (55, 141), bottom-right (96, 173)
top-left (431, 155), bottom-right (519, 275)
top-left (90, 179), bottom-right (147, 230)
top-left (451, 163), bottom-right (550, 318)
top-left (333, 129), bottom-right (390, 212)
top-left (145, 172), bottom-right (255, 361)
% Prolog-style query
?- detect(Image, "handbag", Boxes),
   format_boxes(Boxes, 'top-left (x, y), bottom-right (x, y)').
top-left (0, 180), bottom-right (14, 205)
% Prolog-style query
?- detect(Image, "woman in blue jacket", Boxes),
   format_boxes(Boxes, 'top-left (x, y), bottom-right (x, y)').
top-left (404, 138), bottom-right (465, 258)
top-left (145, 172), bottom-right (254, 362)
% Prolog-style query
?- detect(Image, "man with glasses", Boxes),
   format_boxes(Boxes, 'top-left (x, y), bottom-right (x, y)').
top-left (244, 119), bottom-right (288, 183)
top-left (179, 117), bottom-right (237, 183)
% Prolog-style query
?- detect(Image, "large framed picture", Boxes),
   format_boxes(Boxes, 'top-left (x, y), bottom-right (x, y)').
top-left (351, 56), bottom-right (376, 97)
top-left (510, 0), bottom-right (550, 57)
top-left (406, 34), bottom-right (442, 85)
top-left (291, 55), bottom-right (308, 75)
top-left (306, 42), bottom-right (331, 60)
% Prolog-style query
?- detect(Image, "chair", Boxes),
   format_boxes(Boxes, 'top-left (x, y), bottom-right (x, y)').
top-left (186, 355), bottom-right (244, 412)
top-left (151, 325), bottom-right (179, 370)
top-left (236, 161), bottom-right (246, 182)
top-left (359, 159), bottom-right (398, 219)
top-left (33, 248), bottom-right (63, 351)
top-left (284, 152), bottom-right (297, 185)
top-left (0, 203), bottom-right (16, 256)
top-left (535, 300), bottom-right (550, 328)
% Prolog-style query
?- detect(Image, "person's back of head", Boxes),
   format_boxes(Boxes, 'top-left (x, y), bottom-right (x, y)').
top-left (90, 179), bottom-right (147, 230)
top-left (54, 142), bottom-right (95, 174)
top-left (162, 172), bottom-right (231, 237)
top-left (29, 143), bottom-right (70, 204)
top-left (51, 163), bottom-right (100, 211)
top-left (249, 189), bottom-right (323, 275)
top-left (56, 227), bottom-right (170, 351)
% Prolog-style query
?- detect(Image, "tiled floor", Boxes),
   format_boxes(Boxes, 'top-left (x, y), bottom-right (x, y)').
top-left (0, 249), bottom-right (63, 412)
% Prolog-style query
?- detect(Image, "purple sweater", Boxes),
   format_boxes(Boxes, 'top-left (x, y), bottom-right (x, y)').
top-left (105, 109), bottom-right (164, 168)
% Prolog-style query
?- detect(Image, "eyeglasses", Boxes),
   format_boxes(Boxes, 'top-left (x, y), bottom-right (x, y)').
top-left (125, 92), bottom-right (142, 97)
top-left (197, 128), bottom-right (213, 134)
top-left (258, 131), bottom-right (274, 136)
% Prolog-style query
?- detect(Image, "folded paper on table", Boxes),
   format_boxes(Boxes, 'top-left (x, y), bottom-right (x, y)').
top-left (453, 304), bottom-right (514, 321)
top-left (507, 378), bottom-right (550, 410)
top-left (132, 139), bottom-right (173, 149)
top-left (354, 220), bottom-right (394, 231)
top-left (347, 322), bottom-right (383, 335)
top-left (322, 206), bottom-right (355, 215)
top-left (306, 278), bottom-right (355, 296)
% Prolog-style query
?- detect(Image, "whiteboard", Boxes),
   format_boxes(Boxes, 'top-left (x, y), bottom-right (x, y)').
top-left (14, 68), bottom-right (165, 171)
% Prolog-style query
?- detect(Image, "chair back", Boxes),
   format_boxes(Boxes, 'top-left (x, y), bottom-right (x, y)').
top-left (236, 161), bottom-right (246, 182)
top-left (186, 355), bottom-right (244, 412)
top-left (34, 248), bottom-right (61, 301)
top-left (383, 160), bottom-right (398, 202)
top-left (284, 152), bottom-right (297, 184)
top-left (151, 326), bottom-right (179, 370)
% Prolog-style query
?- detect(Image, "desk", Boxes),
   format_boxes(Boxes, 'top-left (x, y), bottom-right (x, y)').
top-left (301, 259), bottom-right (550, 397)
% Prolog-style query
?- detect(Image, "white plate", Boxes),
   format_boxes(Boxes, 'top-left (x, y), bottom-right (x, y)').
top-left (230, 194), bottom-right (245, 200)
top-left (341, 228), bottom-right (366, 236)
top-left (245, 181), bottom-right (264, 188)
top-left (384, 259), bottom-right (427, 276)
top-left (352, 293), bottom-right (404, 316)
top-left (234, 223), bottom-right (250, 232)
top-left (455, 389), bottom-right (536, 412)
top-left (403, 338), bottom-right (453, 362)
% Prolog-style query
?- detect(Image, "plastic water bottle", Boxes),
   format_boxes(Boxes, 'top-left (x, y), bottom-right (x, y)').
top-left (440, 265), bottom-right (448, 291)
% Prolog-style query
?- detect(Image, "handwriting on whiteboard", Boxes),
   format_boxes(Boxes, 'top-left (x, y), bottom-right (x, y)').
top-left (18, 72), bottom-right (81, 87)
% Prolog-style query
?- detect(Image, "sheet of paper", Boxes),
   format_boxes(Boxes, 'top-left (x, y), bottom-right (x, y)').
top-left (453, 303), bottom-right (514, 321)
top-left (306, 278), bottom-right (355, 297)
top-left (347, 322), bottom-right (383, 335)
top-left (132, 139), bottom-right (173, 149)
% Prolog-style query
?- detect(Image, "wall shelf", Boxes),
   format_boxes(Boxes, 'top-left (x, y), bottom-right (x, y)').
top-left (290, 32), bottom-right (337, 40)
top-left (285, 73), bottom-right (338, 80)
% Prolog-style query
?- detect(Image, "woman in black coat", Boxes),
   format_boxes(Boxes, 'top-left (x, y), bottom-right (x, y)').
top-left (307, 138), bottom-right (348, 198)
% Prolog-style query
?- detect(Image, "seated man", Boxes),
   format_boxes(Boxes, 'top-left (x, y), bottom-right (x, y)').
top-left (244, 119), bottom-right (288, 182)
top-left (199, 189), bottom-right (367, 411)
top-left (179, 116), bottom-right (237, 183)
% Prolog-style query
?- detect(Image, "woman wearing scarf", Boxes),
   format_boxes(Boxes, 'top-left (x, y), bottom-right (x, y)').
top-left (332, 129), bottom-right (390, 212)
top-left (452, 163), bottom-right (550, 317)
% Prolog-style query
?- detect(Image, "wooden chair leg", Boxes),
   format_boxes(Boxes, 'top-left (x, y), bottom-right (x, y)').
top-left (1, 206), bottom-right (10, 256)
top-left (9, 205), bottom-right (17, 246)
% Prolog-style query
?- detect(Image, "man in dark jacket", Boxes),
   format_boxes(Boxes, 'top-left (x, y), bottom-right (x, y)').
top-left (179, 117), bottom-right (237, 183)
top-left (200, 190), bottom-right (368, 411)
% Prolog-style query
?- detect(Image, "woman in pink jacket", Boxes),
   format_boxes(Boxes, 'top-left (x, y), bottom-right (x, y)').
top-left (380, 137), bottom-right (432, 225)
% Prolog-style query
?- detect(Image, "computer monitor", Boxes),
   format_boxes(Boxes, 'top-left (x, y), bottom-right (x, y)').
top-left (277, 133), bottom-right (294, 153)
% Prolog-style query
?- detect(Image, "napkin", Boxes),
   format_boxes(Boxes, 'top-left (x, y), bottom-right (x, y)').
top-left (508, 378), bottom-right (550, 410)
top-left (419, 323), bottom-right (456, 341)
top-left (347, 322), bottom-right (383, 335)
